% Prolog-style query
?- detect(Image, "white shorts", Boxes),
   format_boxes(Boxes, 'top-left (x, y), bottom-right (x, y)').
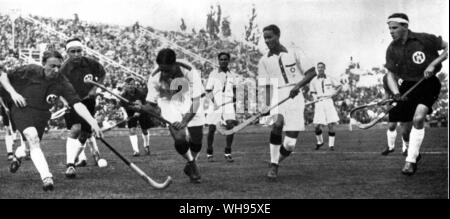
top-left (205, 102), bottom-right (236, 125)
top-left (313, 99), bottom-right (340, 125)
top-left (158, 99), bottom-right (205, 127)
top-left (268, 88), bottom-right (305, 131)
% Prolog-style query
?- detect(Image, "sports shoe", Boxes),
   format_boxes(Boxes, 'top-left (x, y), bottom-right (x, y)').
top-left (7, 153), bottom-right (14, 161)
top-left (132, 151), bottom-right (140, 157)
top-left (315, 143), bottom-right (324, 150)
top-left (65, 165), bottom-right (76, 178)
top-left (42, 177), bottom-right (54, 191)
top-left (224, 154), bottom-right (234, 163)
top-left (206, 154), bottom-right (214, 162)
top-left (401, 162), bottom-right (417, 176)
top-left (144, 146), bottom-right (151, 156)
top-left (9, 156), bottom-right (21, 173)
top-left (183, 161), bottom-right (201, 183)
top-left (381, 147), bottom-right (395, 156)
top-left (329, 146), bottom-right (335, 151)
top-left (267, 163), bottom-right (279, 180)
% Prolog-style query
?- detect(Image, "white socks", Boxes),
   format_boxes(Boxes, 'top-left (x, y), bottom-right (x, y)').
top-left (316, 134), bottom-right (323, 145)
top-left (129, 135), bottom-right (139, 153)
top-left (270, 144), bottom-right (281, 165)
top-left (406, 127), bottom-right (425, 163)
top-left (387, 129), bottom-right (397, 150)
top-left (15, 144), bottom-right (27, 159)
top-left (5, 134), bottom-right (13, 154)
top-left (402, 137), bottom-right (409, 153)
top-left (30, 147), bottom-right (52, 180)
top-left (66, 137), bottom-right (82, 165)
top-left (142, 133), bottom-right (150, 147)
top-left (329, 136), bottom-right (335, 147)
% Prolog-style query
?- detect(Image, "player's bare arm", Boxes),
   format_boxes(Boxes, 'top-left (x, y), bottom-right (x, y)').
top-left (289, 67), bottom-right (316, 98)
top-left (424, 40), bottom-right (448, 78)
top-left (0, 72), bottom-right (27, 107)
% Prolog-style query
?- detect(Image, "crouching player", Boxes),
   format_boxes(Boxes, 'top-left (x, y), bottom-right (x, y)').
top-left (132, 48), bottom-right (205, 183)
top-left (0, 50), bottom-right (102, 191)
top-left (120, 77), bottom-right (156, 156)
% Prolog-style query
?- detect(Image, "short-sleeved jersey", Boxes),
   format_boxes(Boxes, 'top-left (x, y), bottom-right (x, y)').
top-left (257, 48), bottom-right (305, 87)
top-left (385, 30), bottom-right (443, 81)
top-left (309, 74), bottom-right (340, 97)
top-left (205, 69), bottom-right (238, 105)
top-left (4, 64), bottom-right (81, 110)
top-left (60, 57), bottom-right (106, 99)
top-left (146, 61), bottom-right (204, 104)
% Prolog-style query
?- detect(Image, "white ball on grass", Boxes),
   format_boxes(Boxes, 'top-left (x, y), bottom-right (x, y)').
top-left (97, 159), bottom-right (108, 168)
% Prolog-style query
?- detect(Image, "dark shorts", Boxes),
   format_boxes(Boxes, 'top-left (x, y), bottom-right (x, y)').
top-left (11, 107), bottom-right (50, 140)
top-left (389, 76), bottom-right (441, 122)
top-left (126, 111), bottom-right (156, 130)
top-left (64, 98), bottom-right (96, 133)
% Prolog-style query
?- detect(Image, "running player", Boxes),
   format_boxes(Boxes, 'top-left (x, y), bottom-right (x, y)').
top-left (257, 25), bottom-right (316, 180)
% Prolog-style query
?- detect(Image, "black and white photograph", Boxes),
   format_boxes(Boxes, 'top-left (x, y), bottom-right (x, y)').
top-left (0, 0), bottom-right (448, 204)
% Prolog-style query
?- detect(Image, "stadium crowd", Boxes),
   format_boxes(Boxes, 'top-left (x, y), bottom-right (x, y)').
top-left (0, 13), bottom-right (448, 130)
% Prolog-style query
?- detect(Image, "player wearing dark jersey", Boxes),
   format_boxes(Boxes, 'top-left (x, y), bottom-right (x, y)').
top-left (120, 77), bottom-right (155, 156)
top-left (60, 38), bottom-right (106, 178)
top-left (385, 13), bottom-right (448, 175)
top-left (0, 50), bottom-right (102, 191)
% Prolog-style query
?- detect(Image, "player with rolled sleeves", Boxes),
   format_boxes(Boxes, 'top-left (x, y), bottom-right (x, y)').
top-left (60, 38), bottom-right (106, 178)
top-left (0, 50), bottom-right (102, 191)
top-left (384, 13), bottom-right (448, 175)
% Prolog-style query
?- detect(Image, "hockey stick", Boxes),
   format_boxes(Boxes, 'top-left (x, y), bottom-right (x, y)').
top-left (100, 116), bottom-right (136, 132)
top-left (84, 79), bottom-right (173, 127)
top-left (50, 106), bottom-right (70, 120)
top-left (99, 138), bottom-right (172, 189)
top-left (215, 95), bottom-right (331, 135)
top-left (216, 96), bottom-right (292, 135)
top-left (356, 78), bottom-right (425, 129)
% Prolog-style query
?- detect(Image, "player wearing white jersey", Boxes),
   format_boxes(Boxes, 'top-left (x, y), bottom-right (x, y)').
top-left (205, 52), bottom-right (238, 162)
top-left (132, 48), bottom-right (205, 183)
top-left (257, 25), bottom-right (316, 180)
top-left (309, 62), bottom-right (341, 151)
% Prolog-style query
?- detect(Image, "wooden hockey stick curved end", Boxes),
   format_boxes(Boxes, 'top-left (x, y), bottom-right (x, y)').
top-left (149, 176), bottom-right (172, 190)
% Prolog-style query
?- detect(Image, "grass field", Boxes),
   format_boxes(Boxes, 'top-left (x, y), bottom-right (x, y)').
top-left (0, 127), bottom-right (448, 199)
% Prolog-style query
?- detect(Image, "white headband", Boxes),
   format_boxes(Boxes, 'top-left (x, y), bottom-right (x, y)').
top-left (66, 41), bottom-right (83, 50)
top-left (387, 17), bottom-right (409, 24)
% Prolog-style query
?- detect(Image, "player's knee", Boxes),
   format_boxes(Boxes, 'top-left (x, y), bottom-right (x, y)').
top-left (315, 127), bottom-right (322, 135)
top-left (22, 127), bottom-right (40, 148)
top-left (141, 129), bottom-right (149, 135)
top-left (129, 127), bottom-right (137, 135)
top-left (272, 122), bottom-right (283, 134)
top-left (413, 115), bottom-right (425, 129)
top-left (174, 139), bottom-right (189, 155)
top-left (270, 131), bottom-right (283, 145)
top-left (188, 126), bottom-right (203, 144)
top-left (281, 136), bottom-right (296, 155)
top-left (189, 141), bottom-right (202, 153)
top-left (225, 120), bottom-right (237, 130)
top-left (69, 124), bottom-right (82, 138)
top-left (388, 122), bottom-right (397, 130)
